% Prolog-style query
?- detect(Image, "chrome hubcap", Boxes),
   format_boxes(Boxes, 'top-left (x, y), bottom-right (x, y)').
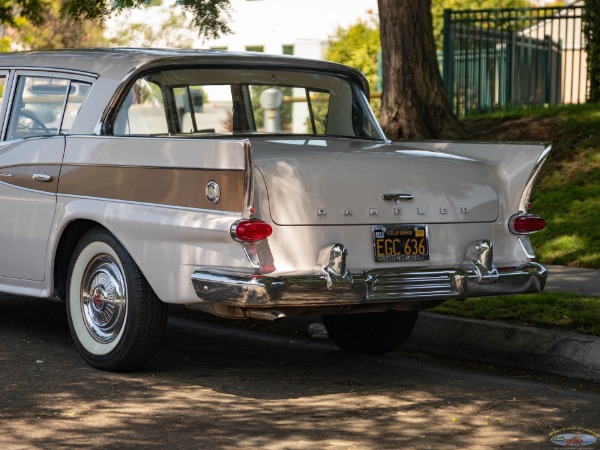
top-left (81, 255), bottom-right (127, 344)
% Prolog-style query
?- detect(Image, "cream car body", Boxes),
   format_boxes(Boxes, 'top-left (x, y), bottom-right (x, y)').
top-left (0, 49), bottom-right (549, 370)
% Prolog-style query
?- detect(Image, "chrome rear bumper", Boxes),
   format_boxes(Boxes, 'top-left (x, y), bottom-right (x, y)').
top-left (191, 262), bottom-right (547, 308)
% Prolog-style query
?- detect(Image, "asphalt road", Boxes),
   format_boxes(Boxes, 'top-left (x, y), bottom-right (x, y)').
top-left (1, 296), bottom-right (600, 449)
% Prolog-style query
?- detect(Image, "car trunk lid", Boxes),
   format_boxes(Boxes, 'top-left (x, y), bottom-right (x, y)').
top-left (251, 138), bottom-right (499, 226)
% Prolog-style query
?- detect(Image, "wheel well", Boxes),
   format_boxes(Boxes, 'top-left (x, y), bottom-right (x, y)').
top-left (53, 220), bottom-right (105, 301)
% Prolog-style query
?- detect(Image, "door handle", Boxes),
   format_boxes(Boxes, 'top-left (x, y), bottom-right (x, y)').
top-left (32, 174), bottom-right (52, 182)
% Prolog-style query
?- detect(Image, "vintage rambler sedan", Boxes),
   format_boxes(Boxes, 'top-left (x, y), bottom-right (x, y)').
top-left (0, 49), bottom-right (549, 371)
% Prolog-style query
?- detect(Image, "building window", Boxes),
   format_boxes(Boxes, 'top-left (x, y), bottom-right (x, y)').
top-left (282, 45), bottom-right (294, 56)
top-left (245, 46), bottom-right (264, 53)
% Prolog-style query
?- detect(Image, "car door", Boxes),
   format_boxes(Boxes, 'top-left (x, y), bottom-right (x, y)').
top-left (0, 71), bottom-right (91, 281)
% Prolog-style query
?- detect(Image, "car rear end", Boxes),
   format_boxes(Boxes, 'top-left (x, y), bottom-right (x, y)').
top-left (191, 137), bottom-right (548, 312)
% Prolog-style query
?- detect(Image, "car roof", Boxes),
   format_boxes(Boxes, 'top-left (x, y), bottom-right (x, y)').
top-left (0, 48), bottom-right (369, 92)
top-left (0, 48), bottom-right (371, 135)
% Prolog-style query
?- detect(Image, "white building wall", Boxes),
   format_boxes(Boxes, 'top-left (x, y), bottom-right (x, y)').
top-left (200, 0), bottom-right (378, 59)
top-left (106, 0), bottom-right (378, 60)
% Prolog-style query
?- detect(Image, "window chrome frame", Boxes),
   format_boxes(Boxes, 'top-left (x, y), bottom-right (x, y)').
top-left (0, 69), bottom-right (96, 142)
top-left (96, 61), bottom-right (387, 141)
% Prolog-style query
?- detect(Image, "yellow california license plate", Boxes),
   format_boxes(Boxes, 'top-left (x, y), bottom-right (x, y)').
top-left (372, 224), bottom-right (430, 262)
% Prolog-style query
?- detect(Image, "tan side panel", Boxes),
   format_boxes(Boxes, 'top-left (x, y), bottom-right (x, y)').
top-left (58, 165), bottom-right (245, 211)
top-left (0, 164), bottom-right (61, 194)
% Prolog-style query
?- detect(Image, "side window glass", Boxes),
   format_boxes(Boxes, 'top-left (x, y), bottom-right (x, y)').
top-left (6, 76), bottom-right (69, 140)
top-left (114, 79), bottom-right (168, 135)
top-left (61, 82), bottom-right (91, 134)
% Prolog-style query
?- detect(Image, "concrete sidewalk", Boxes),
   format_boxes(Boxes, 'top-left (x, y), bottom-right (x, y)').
top-left (406, 264), bottom-right (600, 383)
top-left (544, 264), bottom-right (600, 296)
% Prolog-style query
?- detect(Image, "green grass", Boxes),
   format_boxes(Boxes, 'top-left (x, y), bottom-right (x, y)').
top-left (464, 103), bottom-right (600, 268)
top-left (429, 105), bottom-right (600, 334)
top-left (429, 292), bottom-right (600, 336)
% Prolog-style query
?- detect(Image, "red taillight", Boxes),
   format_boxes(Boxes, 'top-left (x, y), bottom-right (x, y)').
top-left (231, 219), bottom-right (272, 242)
top-left (509, 214), bottom-right (546, 234)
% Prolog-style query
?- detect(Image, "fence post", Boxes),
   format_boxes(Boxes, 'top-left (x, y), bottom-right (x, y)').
top-left (507, 29), bottom-right (516, 110)
top-left (442, 8), bottom-right (455, 115)
top-left (544, 35), bottom-right (551, 104)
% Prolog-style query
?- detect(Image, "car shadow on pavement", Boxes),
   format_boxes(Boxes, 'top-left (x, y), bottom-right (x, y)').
top-left (1, 296), bottom-right (597, 449)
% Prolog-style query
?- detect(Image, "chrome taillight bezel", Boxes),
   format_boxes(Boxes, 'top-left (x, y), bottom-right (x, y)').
top-left (230, 219), bottom-right (273, 243)
top-left (509, 213), bottom-right (546, 235)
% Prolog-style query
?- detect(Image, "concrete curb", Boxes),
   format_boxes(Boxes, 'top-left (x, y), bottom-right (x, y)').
top-left (405, 312), bottom-right (600, 383)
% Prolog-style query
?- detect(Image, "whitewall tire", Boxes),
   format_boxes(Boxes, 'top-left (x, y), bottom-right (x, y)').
top-left (66, 228), bottom-right (167, 371)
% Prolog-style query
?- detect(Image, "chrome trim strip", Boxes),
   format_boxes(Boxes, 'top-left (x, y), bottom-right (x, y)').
top-left (0, 69), bottom-right (14, 140)
top-left (519, 144), bottom-right (552, 211)
top-left (191, 262), bottom-right (547, 308)
top-left (0, 66), bottom-right (98, 79)
top-left (54, 159), bottom-right (245, 171)
top-left (518, 236), bottom-right (536, 259)
top-left (0, 180), bottom-right (56, 196)
top-left (56, 192), bottom-right (242, 215)
top-left (242, 139), bottom-right (254, 219)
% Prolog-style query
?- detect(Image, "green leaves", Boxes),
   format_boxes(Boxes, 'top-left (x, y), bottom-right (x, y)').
top-left (59, 0), bottom-right (109, 22)
top-left (326, 19), bottom-right (380, 93)
top-left (0, 0), bottom-right (232, 40)
top-left (177, 0), bottom-right (232, 41)
top-left (0, 0), bottom-right (51, 26)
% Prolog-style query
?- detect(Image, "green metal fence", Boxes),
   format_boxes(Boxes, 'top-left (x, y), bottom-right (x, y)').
top-left (442, 5), bottom-right (587, 117)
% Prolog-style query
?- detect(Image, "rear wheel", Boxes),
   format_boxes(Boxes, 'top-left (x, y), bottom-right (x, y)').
top-left (66, 228), bottom-right (167, 371)
top-left (322, 310), bottom-right (419, 355)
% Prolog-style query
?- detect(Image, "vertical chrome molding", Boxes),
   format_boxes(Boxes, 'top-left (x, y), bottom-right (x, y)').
top-left (519, 144), bottom-right (552, 212)
top-left (1, 70), bottom-right (16, 141)
top-left (56, 79), bottom-right (72, 135)
top-left (242, 139), bottom-right (254, 219)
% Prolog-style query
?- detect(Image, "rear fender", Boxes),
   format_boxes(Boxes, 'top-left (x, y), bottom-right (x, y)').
top-left (398, 141), bottom-right (552, 215)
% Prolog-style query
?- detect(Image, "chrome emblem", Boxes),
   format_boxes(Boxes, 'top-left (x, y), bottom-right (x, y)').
top-left (344, 208), bottom-right (353, 216)
top-left (394, 207), bottom-right (403, 215)
top-left (369, 208), bottom-right (379, 216)
top-left (382, 193), bottom-right (414, 202)
top-left (317, 208), bottom-right (327, 216)
top-left (205, 180), bottom-right (221, 204)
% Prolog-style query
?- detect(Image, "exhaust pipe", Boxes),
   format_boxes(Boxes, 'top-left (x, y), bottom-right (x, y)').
top-left (186, 302), bottom-right (286, 322)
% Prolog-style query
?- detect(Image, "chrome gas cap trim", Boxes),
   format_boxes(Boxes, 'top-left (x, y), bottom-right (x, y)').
top-left (206, 180), bottom-right (221, 204)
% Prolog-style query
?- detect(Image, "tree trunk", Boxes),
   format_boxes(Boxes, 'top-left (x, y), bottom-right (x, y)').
top-left (377, 0), bottom-right (464, 139)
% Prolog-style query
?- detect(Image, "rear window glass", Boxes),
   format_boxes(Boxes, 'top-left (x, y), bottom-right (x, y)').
top-left (111, 68), bottom-right (384, 140)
